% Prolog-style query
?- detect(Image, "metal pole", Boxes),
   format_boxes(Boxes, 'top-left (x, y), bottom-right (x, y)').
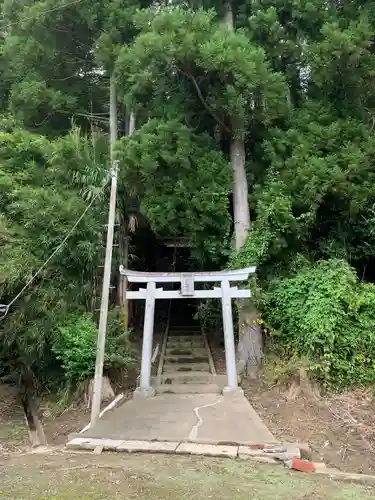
top-left (91, 74), bottom-right (118, 426)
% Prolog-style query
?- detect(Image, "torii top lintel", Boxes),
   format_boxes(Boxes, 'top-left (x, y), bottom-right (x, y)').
top-left (119, 266), bottom-right (256, 283)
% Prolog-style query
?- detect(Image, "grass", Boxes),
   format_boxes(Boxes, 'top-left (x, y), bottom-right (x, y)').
top-left (0, 452), bottom-right (374, 499)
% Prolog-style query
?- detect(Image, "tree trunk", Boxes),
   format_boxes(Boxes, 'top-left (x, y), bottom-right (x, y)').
top-left (117, 219), bottom-right (128, 331)
top-left (231, 116), bottom-right (250, 250)
top-left (237, 303), bottom-right (263, 379)
top-left (223, 0), bottom-right (234, 27)
top-left (223, 0), bottom-right (263, 377)
top-left (19, 370), bottom-right (47, 447)
top-left (223, 0), bottom-right (250, 248)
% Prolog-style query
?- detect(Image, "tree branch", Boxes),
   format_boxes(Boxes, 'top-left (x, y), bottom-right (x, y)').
top-left (174, 65), bottom-right (232, 135)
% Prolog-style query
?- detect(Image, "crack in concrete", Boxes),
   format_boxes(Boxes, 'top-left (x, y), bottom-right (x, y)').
top-left (188, 398), bottom-right (223, 440)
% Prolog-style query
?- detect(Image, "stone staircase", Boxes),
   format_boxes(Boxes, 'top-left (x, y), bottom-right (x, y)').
top-left (152, 326), bottom-right (224, 395)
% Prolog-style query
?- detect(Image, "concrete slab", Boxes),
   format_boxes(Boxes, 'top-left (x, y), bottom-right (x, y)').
top-left (66, 438), bottom-right (124, 450)
top-left (196, 395), bottom-right (276, 444)
top-left (176, 442), bottom-right (238, 458)
top-left (116, 440), bottom-right (179, 453)
top-left (238, 444), bottom-right (300, 461)
top-left (79, 393), bottom-right (275, 445)
top-left (80, 394), bottom-right (215, 441)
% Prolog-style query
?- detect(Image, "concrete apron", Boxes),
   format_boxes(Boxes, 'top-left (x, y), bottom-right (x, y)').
top-left (66, 437), bottom-right (302, 464)
top-left (67, 392), bottom-right (278, 459)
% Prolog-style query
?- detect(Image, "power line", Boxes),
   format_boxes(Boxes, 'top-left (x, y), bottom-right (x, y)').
top-left (1, 0), bottom-right (84, 30)
top-left (0, 179), bottom-right (109, 320)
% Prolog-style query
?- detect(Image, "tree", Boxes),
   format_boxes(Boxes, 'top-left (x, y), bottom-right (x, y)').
top-left (2, 0), bottom-right (375, 396)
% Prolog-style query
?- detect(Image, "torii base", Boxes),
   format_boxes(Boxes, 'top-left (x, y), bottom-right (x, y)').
top-left (133, 387), bottom-right (156, 399)
top-left (222, 387), bottom-right (244, 401)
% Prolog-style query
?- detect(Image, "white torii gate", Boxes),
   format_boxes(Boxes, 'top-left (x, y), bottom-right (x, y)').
top-left (120, 265), bottom-right (256, 397)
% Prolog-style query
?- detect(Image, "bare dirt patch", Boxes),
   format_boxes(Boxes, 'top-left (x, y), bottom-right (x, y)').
top-left (207, 345), bottom-right (375, 475)
top-left (0, 342), bottom-right (142, 451)
top-left (244, 377), bottom-right (375, 475)
top-left (0, 373), bottom-right (138, 452)
top-left (0, 385), bottom-right (29, 454)
top-left (0, 383), bottom-right (89, 451)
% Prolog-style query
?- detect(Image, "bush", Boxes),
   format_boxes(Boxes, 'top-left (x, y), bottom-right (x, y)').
top-left (52, 312), bottom-right (134, 383)
top-left (264, 259), bottom-right (375, 389)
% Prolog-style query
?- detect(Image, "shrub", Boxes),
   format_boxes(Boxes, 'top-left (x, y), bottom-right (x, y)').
top-left (264, 259), bottom-right (375, 389)
top-left (52, 312), bottom-right (134, 383)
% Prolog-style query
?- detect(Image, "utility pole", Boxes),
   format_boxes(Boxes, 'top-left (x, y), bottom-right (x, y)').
top-left (91, 73), bottom-right (118, 426)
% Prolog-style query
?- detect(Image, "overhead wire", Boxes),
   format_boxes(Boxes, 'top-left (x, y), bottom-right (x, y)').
top-left (0, 178), bottom-right (109, 320)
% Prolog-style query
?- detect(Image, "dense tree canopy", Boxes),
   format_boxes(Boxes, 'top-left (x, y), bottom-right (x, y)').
top-left (1, 0), bottom-right (375, 392)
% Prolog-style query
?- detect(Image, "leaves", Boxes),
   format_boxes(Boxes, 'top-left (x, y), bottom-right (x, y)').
top-left (52, 313), bottom-right (134, 383)
top-left (116, 118), bottom-right (232, 261)
top-left (264, 259), bottom-right (375, 389)
top-left (0, 127), bottom-right (106, 387)
top-left (2, 0), bottom-right (375, 394)
top-left (115, 7), bottom-right (288, 121)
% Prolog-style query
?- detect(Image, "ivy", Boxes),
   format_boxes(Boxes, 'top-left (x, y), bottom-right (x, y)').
top-left (264, 259), bottom-right (375, 389)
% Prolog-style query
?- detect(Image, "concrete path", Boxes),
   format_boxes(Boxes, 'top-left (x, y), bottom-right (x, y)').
top-left (70, 324), bottom-right (276, 454)
top-left (76, 393), bottom-right (275, 444)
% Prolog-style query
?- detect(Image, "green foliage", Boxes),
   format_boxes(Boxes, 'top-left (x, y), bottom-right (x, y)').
top-left (231, 102), bottom-right (375, 282)
top-left (115, 7), bottom-right (288, 122)
top-left (52, 313), bottom-right (134, 383)
top-left (0, 0), bottom-right (110, 134)
top-left (264, 259), bottom-right (375, 389)
top-left (2, 0), bottom-right (375, 395)
top-left (0, 127), bottom-right (106, 389)
top-left (116, 118), bottom-right (232, 262)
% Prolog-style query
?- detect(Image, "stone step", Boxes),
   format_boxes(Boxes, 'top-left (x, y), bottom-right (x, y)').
top-left (163, 362), bottom-right (210, 373)
top-left (168, 330), bottom-right (202, 336)
top-left (164, 355), bottom-right (209, 364)
top-left (169, 326), bottom-right (201, 331)
top-left (165, 347), bottom-right (208, 356)
top-left (154, 384), bottom-right (221, 395)
top-left (167, 341), bottom-right (205, 349)
top-left (168, 333), bottom-right (203, 342)
top-left (160, 371), bottom-right (212, 384)
top-left (167, 335), bottom-right (204, 342)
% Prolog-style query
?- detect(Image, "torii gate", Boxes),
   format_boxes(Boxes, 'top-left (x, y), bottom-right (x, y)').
top-left (120, 265), bottom-right (256, 398)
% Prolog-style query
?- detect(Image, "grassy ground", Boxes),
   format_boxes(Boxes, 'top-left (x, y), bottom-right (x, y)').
top-left (0, 452), bottom-right (374, 500)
